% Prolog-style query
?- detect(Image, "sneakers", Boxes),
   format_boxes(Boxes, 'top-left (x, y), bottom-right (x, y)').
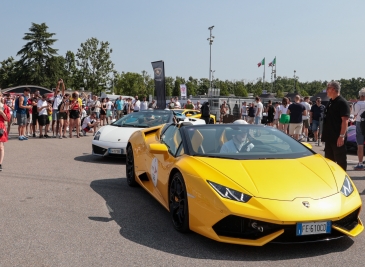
top-left (0, 164), bottom-right (2, 171)
top-left (354, 163), bottom-right (364, 170)
top-left (39, 135), bottom-right (44, 138)
top-left (18, 136), bottom-right (28, 141)
top-left (44, 135), bottom-right (50, 138)
top-left (33, 133), bottom-right (36, 138)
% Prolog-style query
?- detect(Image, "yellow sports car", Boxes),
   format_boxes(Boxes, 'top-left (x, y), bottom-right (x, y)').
top-left (173, 109), bottom-right (216, 124)
top-left (126, 123), bottom-right (363, 246)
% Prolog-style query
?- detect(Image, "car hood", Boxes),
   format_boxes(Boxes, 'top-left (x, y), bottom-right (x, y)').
top-left (99, 125), bottom-right (143, 143)
top-left (197, 154), bottom-right (339, 201)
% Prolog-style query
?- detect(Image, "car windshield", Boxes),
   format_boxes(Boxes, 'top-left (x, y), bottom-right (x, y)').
top-left (182, 125), bottom-right (314, 160)
top-left (111, 111), bottom-right (172, 128)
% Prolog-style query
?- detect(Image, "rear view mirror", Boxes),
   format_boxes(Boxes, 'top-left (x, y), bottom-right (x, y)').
top-left (149, 144), bottom-right (168, 154)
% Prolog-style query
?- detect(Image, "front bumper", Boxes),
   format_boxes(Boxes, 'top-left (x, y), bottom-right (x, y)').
top-left (92, 141), bottom-right (127, 157)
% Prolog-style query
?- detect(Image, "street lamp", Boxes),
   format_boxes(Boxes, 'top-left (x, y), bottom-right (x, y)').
top-left (211, 70), bottom-right (215, 88)
top-left (207, 26), bottom-right (215, 91)
top-left (294, 70), bottom-right (297, 92)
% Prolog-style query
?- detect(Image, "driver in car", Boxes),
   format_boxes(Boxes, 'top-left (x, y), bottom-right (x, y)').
top-left (220, 128), bottom-right (254, 153)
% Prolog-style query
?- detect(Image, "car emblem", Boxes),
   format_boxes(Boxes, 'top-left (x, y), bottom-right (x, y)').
top-left (302, 201), bottom-right (310, 208)
top-left (118, 139), bottom-right (120, 141)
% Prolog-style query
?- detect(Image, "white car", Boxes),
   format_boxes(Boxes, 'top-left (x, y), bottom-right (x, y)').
top-left (92, 110), bottom-right (205, 157)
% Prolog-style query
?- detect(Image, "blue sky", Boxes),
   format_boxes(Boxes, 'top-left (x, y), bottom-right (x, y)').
top-left (1, 0), bottom-right (365, 83)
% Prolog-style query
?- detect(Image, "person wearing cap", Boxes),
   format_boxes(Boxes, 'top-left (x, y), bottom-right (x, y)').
top-left (310, 97), bottom-right (325, 142)
top-left (352, 87), bottom-right (365, 170)
top-left (220, 128), bottom-right (254, 153)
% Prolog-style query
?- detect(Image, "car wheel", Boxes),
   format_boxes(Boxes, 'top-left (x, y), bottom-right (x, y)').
top-left (169, 172), bottom-right (189, 233)
top-left (126, 145), bottom-right (138, 187)
top-left (209, 118), bottom-right (214, 124)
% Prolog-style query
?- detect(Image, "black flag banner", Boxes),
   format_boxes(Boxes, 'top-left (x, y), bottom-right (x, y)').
top-left (151, 60), bottom-right (166, 110)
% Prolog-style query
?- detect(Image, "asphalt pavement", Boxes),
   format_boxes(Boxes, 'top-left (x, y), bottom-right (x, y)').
top-left (0, 126), bottom-right (364, 267)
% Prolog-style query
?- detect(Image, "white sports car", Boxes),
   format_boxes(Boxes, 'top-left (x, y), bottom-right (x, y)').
top-left (92, 110), bottom-right (204, 157)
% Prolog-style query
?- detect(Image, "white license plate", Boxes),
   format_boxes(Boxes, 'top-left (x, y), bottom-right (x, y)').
top-left (109, 148), bottom-right (122, 154)
top-left (296, 221), bottom-right (331, 236)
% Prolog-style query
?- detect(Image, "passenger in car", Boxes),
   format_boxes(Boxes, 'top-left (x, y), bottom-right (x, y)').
top-left (220, 129), bottom-right (254, 153)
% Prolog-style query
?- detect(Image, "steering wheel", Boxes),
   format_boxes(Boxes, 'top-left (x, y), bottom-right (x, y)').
top-left (251, 145), bottom-right (277, 153)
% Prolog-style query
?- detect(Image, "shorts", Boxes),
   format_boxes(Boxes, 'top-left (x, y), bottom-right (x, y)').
top-left (58, 112), bottom-right (68, 120)
top-left (289, 123), bottom-right (303, 135)
top-left (83, 126), bottom-right (91, 132)
top-left (303, 119), bottom-right (309, 129)
top-left (241, 115), bottom-right (247, 120)
top-left (247, 117), bottom-right (254, 124)
top-left (279, 114), bottom-right (290, 124)
top-left (95, 112), bottom-right (100, 119)
top-left (16, 113), bottom-right (27, 126)
top-left (312, 120), bottom-right (320, 132)
top-left (38, 115), bottom-right (50, 126)
top-left (273, 119), bottom-right (279, 125)
top-left (254, 116), bottom-right (262, 125)
top-left (69, 110), bottom-right (80, 119)
top-left (267, 116), bottom-right (274, 123)
top-left (27, 114), bottom-right (32, 124)
top-left (106, 110), bottom-right (112, 117)
top-left (356, 122), bottom-right (364, 145)
top-left (52, 109), bottom-right (59, 121)
top-left (100, 109), bottom-right (106, 116)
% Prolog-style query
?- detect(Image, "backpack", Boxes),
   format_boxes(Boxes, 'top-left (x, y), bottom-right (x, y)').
top-left (201, 102), bottom-right (210, 117)
top-left (360, 111), bottom-right (365, 135)
top-left (81, 116), bottom-right (86, 126)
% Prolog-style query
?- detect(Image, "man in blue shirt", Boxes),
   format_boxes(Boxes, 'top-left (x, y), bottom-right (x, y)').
top-left (15, 88), bottom-right (32, 140)
top-left (114, 96), bottom-right (124, 120)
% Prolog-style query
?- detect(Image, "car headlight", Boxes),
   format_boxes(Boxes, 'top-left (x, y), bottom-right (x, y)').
top-left (94, 131), bottom-right (101, 141)
top-left (207, 181), bottom-right (252, 203)
top-left (340, 176), bottom-right (354, 197)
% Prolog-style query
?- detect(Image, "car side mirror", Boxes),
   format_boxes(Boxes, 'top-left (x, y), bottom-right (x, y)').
top-left (149, 144), bottom-right (168, 154)
top-left (301, 142), bottom-right (312, 149)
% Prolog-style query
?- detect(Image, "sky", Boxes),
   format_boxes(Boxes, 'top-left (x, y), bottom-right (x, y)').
top-left (1, 0), bottom-right (365, 83)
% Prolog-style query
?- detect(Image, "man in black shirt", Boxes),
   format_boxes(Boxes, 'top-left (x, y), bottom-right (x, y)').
top-left (322, 81), bottom-right (350, 171)
top-left (287, 95), bottom-right (306, 140)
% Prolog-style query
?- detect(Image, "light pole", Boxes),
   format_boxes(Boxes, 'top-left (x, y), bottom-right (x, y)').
top-left (207, 26), bottom-right (215, 91)
top-left (294, 70), bottom-right (297, 92)
top-left (211, 70), bottom-right (215, 88)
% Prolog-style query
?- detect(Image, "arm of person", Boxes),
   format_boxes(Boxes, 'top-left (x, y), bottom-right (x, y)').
top-left (19, 96), bottom-right (31, 109)
top-left (286, 108), bottom-right (291, 115)
top-left (302, 110), bottom-right (307, 116)
top-left (61, 80), bottom-right (65, 96)
top-left (0, 108), bottom-right (9, 121)
top-left (310, 111), bottom-right (313, 123)
top-left (37, 102), bottom-right (46, 112)
top-left (337, 116), bottom-right (349, 147)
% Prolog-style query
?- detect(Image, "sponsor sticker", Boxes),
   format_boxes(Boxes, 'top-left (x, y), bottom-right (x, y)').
top-left (151, 157), bottom-right (158, 187)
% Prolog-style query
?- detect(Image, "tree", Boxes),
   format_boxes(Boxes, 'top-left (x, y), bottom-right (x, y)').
top-left (16, 22), bottom-right (58, 87)
top-left (76, 37), bottom-right (114, 94)
top-left (0, 57), bottom-right (18, 88)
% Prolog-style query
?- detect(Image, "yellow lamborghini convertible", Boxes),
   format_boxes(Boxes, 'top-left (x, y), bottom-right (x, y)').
top-left (126, 123), bottom-right (363, 246)
top-left (173, 109), bottom-right (216, 124)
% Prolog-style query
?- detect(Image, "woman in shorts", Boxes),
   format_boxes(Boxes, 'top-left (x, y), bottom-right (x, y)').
top-left (279, 97), bottom-right (290, 133)
top-left (100, 98), bottom-right (107, 126)
top-left (58, 93), bottom-right (70, 139)
top-left (69, 93), bottom-right (81, 138)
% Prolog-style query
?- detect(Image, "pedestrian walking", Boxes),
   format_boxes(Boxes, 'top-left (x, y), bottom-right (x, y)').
top-left (0, 92), bottom-right (11, 171)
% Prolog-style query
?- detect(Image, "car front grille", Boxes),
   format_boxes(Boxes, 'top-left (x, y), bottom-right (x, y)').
top-left (213, 215), bottom-right (346, 243)
top-left (92, 145), bottom-right (107, 155)
top-left (333, 208), bottom-right (360, 231)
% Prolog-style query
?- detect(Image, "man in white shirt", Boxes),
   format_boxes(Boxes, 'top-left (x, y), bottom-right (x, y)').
top-left (133, 96), bottom-right (140, 112)
top-left (254, 97), bottom-right (263, 125)
top-left (353, 88), bottom-right (365, 170)
top-left (52, 79), bottom-right (65, 137)
top-left (174, 97), bottom-right (181, 108)
top-left (140, 96), bottom-right (148, 111)
top-left (37, 94), bottom-right (51, 138)
top-left (220, 128), bottom-right (254, 153)
top-left (300, 96), bottom-right (311, 141)
top-left (81, 112), bottom-right (98, 136)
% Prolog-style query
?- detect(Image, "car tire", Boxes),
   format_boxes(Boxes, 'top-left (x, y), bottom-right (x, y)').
top-left (126, 145), bottom-right (138, 187)
top-left (169, 172), bottom-right (189, 233)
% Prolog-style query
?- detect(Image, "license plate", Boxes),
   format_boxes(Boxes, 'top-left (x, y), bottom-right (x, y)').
top-left (296, 221), bottom-right (331, 236)
top-left (109, 148), bottom-right (122, 154)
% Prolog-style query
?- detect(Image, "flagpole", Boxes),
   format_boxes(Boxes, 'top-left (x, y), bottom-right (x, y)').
top-left (263, 57), bottom-right (265, 91)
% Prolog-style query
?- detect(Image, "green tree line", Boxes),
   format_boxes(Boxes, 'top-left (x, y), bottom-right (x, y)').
top-left (1, 22), bottom-right (364, 100)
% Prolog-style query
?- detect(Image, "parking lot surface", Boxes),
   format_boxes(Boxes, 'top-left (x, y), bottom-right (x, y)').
top-left (0, 127), bottom-right (364, 266)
